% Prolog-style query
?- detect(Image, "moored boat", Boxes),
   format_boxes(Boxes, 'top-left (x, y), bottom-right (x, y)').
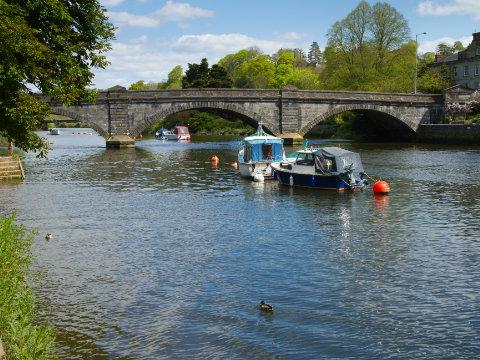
top-left (272, 147), bottom-right (367, 191)
top-left (238, 125), bottom-right (284, 179)
top-left (49, 128), bottom-right (60, 135)
top-left (155, 126), bottom-right (190, 141)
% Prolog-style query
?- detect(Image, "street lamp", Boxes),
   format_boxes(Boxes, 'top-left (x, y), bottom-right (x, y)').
top-left (414, 32), bottom-right (427, 94)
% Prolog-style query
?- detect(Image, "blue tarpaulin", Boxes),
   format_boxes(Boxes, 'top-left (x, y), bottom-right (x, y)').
top-left (244, 139), bottom-right (284, 162)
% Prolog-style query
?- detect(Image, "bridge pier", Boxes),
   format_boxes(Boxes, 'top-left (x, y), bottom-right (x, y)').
top-left (106, 135), bottom-right (135, 149)
top-left (278, 132), bottom-right (304, 145)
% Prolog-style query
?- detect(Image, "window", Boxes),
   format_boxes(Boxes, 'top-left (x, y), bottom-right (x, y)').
top-left (477, 48), bottom-right (480, 55)
top-left (453, 66), bottom-right (457, 77)
top-left (262, 144), bottom-right (273, 160)
top-left (244, 146), bottom-right (251, 162)
top-left (464, 65), bottom-right (469, 77)
top-left (475, 64), bottom-right (479, 76)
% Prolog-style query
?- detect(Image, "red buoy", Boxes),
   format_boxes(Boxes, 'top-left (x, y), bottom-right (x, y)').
top-left (373, 180), bottom-right (390, 194)
top-left (210, 155), bottom-right (219, 164)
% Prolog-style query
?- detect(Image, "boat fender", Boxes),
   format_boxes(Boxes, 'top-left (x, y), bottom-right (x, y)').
top-left (289, 175), bottom-right (294, 186)
top-left (253, 173), bottom-right (264, 182)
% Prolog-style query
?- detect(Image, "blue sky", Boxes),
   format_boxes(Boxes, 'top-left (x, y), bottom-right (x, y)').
top-left (94, 0), bottom-right (480, 89)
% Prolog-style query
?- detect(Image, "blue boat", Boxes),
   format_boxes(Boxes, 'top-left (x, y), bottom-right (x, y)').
top-left (271, 147), bottom-right (367, 191)
top-left (238, 125), bottom-right (284, 179)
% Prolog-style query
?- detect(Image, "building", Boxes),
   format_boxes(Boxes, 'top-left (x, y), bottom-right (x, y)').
top-left (434, 32), bottom-right (480, 90)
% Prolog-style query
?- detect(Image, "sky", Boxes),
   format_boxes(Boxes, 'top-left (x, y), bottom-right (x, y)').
top-left (94, 0), bottom-right (480, 89)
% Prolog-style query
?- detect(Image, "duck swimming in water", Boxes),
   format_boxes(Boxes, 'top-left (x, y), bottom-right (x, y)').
top-left (45, 233), bottom-right (52, 240)
top-left (259, 300), bottom-right (273, 312)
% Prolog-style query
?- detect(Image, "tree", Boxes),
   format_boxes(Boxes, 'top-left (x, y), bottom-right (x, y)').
top-left (370, 2), bottom-right (410, 71)
top-left (218, 48), bottom-right (262, 87)
top-left (307, 42), bottom-right (323, 66)
top-left (164, 65), bottom-right (183, 89)
top-left (182, 59), bottom-right (232, 88)
top-left (236, 55), bottom-right (275, 88)
top-left (436, 41), bottom-right (464, 56)
top-left (208, 65), bottom-right (233, 88)
top-left (182, 58), bottom-right (210, 88)
top-left (322, 1), bottom-right (411, 92)
top-left (128, 80), bottom-right (147, 90)
top-left (0, 0), bottom-right (114, 154)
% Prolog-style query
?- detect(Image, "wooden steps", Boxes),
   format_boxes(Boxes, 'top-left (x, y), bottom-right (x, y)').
top-left (0, 155), bottom-right (24, 180)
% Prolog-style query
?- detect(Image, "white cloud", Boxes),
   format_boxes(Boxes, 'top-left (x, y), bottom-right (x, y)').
top-left (100, 0), bottom-right (126, 6)
top-left (154, 1), bottom-right (214, 22)
top-left (418, 35), bottom-right (472, 54)
top-left (92, 32), bottom-right (306, 89)
top-left (417, 0), bottom-right (480, 19)
top-left (174, 33), bottom-right (300, 56)
top-left (107, 1), bottom-right (214, 28)
top-left (273, 32), bottom-right (306, 41)
top-left (108, 11), bottom-right (159, 27)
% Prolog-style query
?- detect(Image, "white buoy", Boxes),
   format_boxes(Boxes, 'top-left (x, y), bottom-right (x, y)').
top-left (253, 173), bottom-right (265, 182)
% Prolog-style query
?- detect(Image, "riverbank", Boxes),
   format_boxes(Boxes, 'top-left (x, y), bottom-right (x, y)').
top-left (0, 214), bottom-right (55, 359)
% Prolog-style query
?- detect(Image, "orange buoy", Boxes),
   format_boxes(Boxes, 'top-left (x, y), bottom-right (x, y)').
top-left (373, 180), bottom-right (391, 194)
top-left (210, 155), bottom-right (219, 164)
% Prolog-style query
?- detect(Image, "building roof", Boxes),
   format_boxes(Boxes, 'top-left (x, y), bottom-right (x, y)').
top-left (436, 53), bottom-right (459, 63)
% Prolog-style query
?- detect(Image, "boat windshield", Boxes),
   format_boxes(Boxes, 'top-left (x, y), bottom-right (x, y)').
top-left (295, 152), bottom-right (315, 165)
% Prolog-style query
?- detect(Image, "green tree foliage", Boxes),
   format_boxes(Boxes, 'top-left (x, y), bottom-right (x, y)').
top-left (164, 65), bottom-right (183, 89)
top-left (308, 41), bottom-right (324, 66)
top-left (128, 80), bottom-right (148, 90)
top-left (436, 41), bottom-right (465, 56)
top-left (322, 1), bottom-right (411, 92)
top-left (182, 58), bottom-right (232, 88)
top-left (0, 0), bottom-right (114, 154)
top-left (236, 55), bottom-right (275, 88)
top-left (218, 47), bottom-right (262, 85)
top-left (417, 64), bottom-right (452, 93)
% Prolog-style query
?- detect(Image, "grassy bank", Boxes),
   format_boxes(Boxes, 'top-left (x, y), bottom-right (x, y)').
top-left (0, 214), bottom-right (55, 359)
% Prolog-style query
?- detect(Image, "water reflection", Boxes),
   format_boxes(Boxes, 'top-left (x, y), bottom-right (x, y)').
top-left (0, 130), bottom-right (479, 359)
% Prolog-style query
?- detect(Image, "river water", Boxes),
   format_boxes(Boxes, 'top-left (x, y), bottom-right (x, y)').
top-left (1, 130), bottom-right (479, 359)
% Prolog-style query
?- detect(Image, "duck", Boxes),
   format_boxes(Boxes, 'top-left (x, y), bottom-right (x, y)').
top-left (45, 233), bottom-right (52, 240)
top-left (259, 300), bottom-right (273, 312)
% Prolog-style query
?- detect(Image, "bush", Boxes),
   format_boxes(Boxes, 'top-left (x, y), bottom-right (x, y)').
top-left (0, 214), bottom-right (55, 359)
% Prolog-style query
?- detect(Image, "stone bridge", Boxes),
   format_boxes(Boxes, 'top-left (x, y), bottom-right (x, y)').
top-left (46, 86), bottom-right (444, 147)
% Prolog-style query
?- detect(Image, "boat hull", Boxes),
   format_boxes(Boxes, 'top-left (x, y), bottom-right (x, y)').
top-left (239, 162), bottom-right (276, 179)
top-left (274, 168), bottom-right (350, 191)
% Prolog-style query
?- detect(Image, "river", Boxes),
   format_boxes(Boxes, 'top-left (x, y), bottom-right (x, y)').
top-left (0, 129), bottom-right (479, 359)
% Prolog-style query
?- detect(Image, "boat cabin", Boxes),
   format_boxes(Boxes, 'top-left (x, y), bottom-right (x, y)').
top-left (240, 137), bottom-right (284, 163)
top-left (313, 147), bottom-right (364, 177)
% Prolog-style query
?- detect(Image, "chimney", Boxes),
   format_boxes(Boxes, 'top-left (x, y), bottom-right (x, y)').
top-left (435, 53), bottom-right (444, 62)
top-left (473, 32), bottom-right (480, 42)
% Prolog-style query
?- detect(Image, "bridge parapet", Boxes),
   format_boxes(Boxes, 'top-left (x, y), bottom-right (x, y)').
top-left (41, 87), bottom-right (445, 147)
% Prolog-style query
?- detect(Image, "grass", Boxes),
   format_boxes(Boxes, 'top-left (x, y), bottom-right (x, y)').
top-left (0, 214), bottom-right (56, 360)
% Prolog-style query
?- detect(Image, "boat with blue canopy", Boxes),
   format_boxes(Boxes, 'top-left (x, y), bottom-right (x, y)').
top-left (238, 125), bottom-right (284, 179)
top-left (271, 146), bottom-right (367, 191)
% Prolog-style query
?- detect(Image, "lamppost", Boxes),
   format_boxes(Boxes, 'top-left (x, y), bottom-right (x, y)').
top-left (414, 32), bottom-right (427, 94)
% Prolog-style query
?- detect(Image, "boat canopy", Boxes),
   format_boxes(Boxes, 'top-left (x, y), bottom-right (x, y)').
top-left (313, 147), bottom-right (364, 177)
top-left (241, 124), bottom-right (284, 162)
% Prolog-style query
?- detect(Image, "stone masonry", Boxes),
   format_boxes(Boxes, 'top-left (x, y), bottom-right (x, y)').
top-left (46, 86), bottom-right (444, 147)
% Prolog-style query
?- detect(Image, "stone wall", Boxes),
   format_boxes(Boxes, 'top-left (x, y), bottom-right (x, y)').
top-left (417, 124), bottom-right (480, 143)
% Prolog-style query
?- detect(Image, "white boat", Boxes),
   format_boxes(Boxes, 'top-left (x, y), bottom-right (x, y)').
top-left (237, 125), bottom-right (284, 180)
top-left (49, 128), bottom-right (60, 135)
top-left (155, 126), bottom-right (190, 141)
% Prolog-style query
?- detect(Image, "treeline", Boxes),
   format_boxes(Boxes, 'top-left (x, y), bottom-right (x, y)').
top-left (129, 1), bottom-right (454, 94)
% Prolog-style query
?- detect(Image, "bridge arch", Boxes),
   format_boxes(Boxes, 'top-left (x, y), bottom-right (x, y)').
top-left (50, 108), bottom-right (109, 138)
top-left (300, 104), bottom-right (416, 138)
top-left (129, 101), bottom-right (276, 137)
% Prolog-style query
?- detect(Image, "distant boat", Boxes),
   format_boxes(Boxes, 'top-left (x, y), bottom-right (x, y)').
top-left (238, 124), bottom-right (284, 180)
top-left (49, 128), bottom-right (60, 135)
top-left (155, 126), bottom-right (190, 141)
top-left (272, 147), bottom-right (367, 191)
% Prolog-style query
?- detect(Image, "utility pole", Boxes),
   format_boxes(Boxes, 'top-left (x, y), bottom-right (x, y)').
top-left (414, 32), bottom-right (427, 94)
